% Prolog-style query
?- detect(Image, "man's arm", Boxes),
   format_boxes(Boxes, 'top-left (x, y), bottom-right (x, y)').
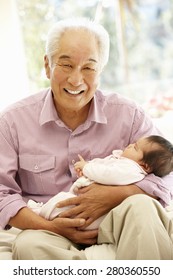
top-left (136, 172), bottom-right (173, 206)
top-left (9, 207), bottom-right (98, 245)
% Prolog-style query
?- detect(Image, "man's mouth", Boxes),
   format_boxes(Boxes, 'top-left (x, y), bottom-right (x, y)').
top-left (64, 89), bottom-right (84, 95)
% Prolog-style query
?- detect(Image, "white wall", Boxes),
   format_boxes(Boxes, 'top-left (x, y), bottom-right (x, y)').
top-left (154, 111), bottom-right (173, 143)
top-left (0, 0), bottom-right (29, 111)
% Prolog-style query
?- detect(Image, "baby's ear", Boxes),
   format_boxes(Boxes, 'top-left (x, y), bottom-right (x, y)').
top-left (141, 162), bottom-right (152, 174)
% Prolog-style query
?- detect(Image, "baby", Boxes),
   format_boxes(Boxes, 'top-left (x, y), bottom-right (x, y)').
top-left (28, 135), bottom-right (173, 229)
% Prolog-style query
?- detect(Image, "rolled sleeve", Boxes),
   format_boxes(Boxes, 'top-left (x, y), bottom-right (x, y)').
top-left (136, 173), bottom-right (173, 207)
top-left (0, 195), bottom-right (26, 229)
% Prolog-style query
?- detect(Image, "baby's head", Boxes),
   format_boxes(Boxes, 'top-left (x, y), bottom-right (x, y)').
top-left (122, 135), bottom-right (173, 177)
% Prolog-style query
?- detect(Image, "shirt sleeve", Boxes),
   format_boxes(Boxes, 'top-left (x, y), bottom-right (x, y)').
top-left (0, 116), bottom-right (26, 229)
top-left (83, 159), bottom-right (146, 185)
top-left (136, 172), bottom-right (173, 207)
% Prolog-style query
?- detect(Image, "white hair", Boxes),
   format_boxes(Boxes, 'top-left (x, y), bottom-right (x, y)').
top-left (45, 17), bottom-right (110, 70)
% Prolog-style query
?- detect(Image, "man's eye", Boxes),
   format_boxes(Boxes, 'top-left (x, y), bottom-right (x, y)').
top-left (56, 63), bottom-right (72, 68)
top-left (56, 63), bottom-right (72, 72)
top-left (62, 64), bottom-right (72, 68)
top-left (83, 67), bottom-right (96, 72)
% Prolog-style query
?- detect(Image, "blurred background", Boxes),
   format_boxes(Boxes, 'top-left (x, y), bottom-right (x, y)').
top-left (1, 0), bottom-right (173, 140)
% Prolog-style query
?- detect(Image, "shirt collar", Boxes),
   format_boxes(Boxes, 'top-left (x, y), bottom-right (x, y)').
top-left (39, 89), bottom-right (107, 126)
top-left (39, 89), bottom-right (58, 125)
top-left (87, 90), bottom-right (107, 124)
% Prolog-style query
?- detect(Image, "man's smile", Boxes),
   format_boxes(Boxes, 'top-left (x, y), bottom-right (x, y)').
top-left (64, 88), bottom-right (85, 95)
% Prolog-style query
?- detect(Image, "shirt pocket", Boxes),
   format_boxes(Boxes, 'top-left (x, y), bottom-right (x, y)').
top-left (18, 155), bottom-right (56, 195)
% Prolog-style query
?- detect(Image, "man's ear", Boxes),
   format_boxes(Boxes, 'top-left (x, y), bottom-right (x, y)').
top-left (44, 55), bottom-right (51, 79)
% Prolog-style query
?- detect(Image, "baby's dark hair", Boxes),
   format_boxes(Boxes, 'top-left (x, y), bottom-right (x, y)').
top-left (142, 135), bottom-right (173, 177)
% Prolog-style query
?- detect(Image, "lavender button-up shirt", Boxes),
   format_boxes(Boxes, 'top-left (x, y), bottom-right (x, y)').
top-left (0, 88), bottom-right (173, 229)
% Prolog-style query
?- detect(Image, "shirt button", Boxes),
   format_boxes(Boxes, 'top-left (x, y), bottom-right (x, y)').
top-left (34, 165), bottom-right (39, 170)
top-left (72, 159), bottom-right (75, 165)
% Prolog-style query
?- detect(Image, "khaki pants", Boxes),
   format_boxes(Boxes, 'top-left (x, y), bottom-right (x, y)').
top-left (4, 195), bottom-right (173, 259)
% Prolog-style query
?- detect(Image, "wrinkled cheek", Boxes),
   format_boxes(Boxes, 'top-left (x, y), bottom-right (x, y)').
top-left (52, 71), bottom-right (63, 82)
top-left (89, 76), bottom-right (100, 91)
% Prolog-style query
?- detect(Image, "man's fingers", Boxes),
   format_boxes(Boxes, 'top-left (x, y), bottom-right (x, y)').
top-left (58, 217), bottom-right (86, 227)
top-left (56, 196), bottom-right (80, 207)
top-left (58, 205), bottom-right (82, 218)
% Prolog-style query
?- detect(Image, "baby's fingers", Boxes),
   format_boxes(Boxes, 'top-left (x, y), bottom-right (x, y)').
top-left (77, 154), bottom-right (84, 161)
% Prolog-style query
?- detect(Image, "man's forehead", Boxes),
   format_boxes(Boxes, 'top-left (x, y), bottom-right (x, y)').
top-left (58, 54), bottom-right (98, 63)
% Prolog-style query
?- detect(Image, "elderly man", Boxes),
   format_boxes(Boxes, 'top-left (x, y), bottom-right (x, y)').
top-left (0, 17), bottom-right (173, 260)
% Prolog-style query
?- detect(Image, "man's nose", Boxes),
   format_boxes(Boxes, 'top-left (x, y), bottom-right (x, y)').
top-left (67, 68), bottom-right (84, 86)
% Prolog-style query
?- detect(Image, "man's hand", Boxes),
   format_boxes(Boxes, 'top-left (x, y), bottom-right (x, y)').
top-left (9, 207), bottom-right (98, 245)
top-left (56, 182), bottom-right (148, 229)
top-left (9, 183), bottom-right (146, 244)
top-left (50, 217), bottom-right (98, 245)
top-left (57, 183), bottom-right (116, 229)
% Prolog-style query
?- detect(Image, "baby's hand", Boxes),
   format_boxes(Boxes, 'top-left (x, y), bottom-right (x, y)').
top-left (74, 154), bottom-right (87, 175)
top-left (75, 168), bottom-right (83, 177)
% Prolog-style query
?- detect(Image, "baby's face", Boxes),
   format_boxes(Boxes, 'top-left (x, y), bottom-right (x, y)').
top-left (122, 138), bottom-right (151, 163)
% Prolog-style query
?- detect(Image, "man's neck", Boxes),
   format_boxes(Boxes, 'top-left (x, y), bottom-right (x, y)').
top-left (56, 104), bottom-right (91, 131)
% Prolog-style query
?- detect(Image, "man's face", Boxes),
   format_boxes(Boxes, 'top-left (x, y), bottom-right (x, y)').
top-left (45, 29), bottom-right (101, 112)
